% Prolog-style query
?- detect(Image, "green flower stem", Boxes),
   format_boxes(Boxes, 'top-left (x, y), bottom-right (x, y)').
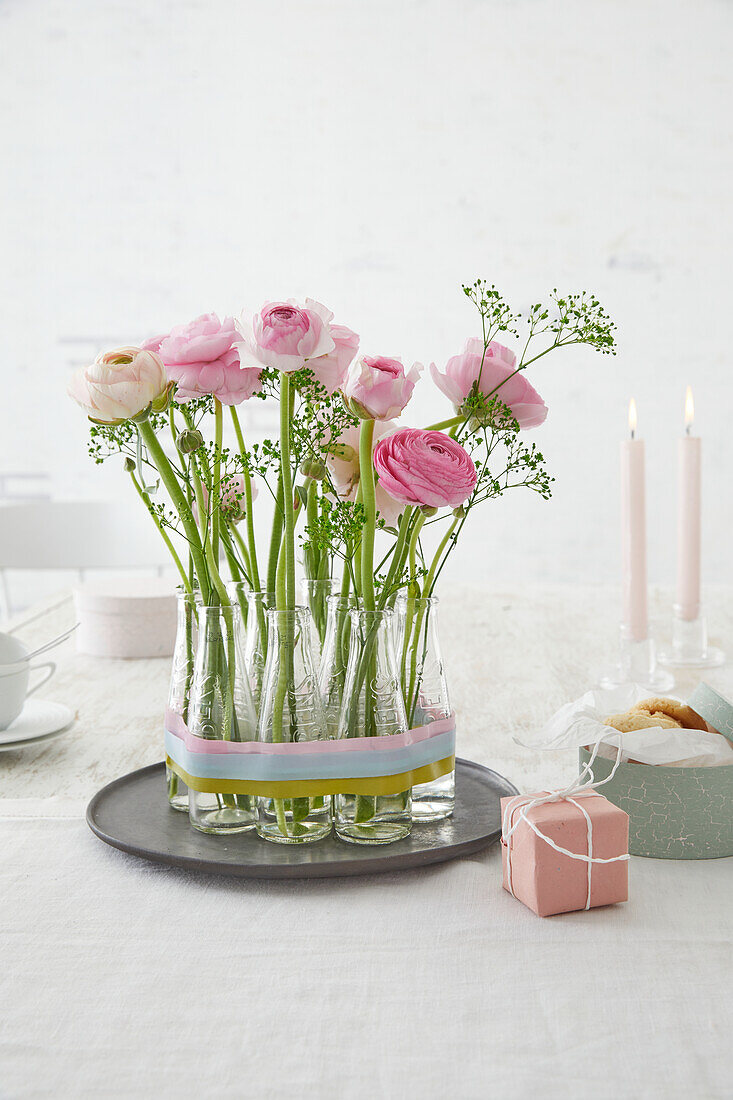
top-left (231, 527), bottom-right (252, 583)
top-left (189, 456), bottom-right (230, 608)
top-left (267, 473), bottom-right (284, 604)
top-left (425, 515), bottom-right (460, 596)
top-left (211, 398), bottom-right (224, 564)
top-left (137, 420), bottom-right (210, 602)
top-left (426, 414), bottom-right (462, 432)
top-left (222, 530), bottom-right (243, 583)
top-left (306, 479), bottom-right (319, 581)
top-left (271, 371), bottom-right (298, 839)
top-left (377, 507), bottom-right (413, 610)
top-left (183, 591), bottom-right (195, 724)
top-left (400, 512), bottom-right (425, 694)
top-left (127, 467), bottom-right (191, 595)
top-left (230, 406), bottom-right (261, 592)
top-left (404, 516), bottom-right (460, 722)
top-left (359, 420), bottom-right (377, 611)
top-left (279, 373), bottom-right (296, 613)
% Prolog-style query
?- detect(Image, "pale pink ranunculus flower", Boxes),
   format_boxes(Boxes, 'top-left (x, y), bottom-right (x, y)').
top-left (67, 346), bottom-right (169, 424)
top-left (144, 314), bottom-right (262, 406)
top-left (342, 356), bottom-right (422, 421)
top-left (430, 338), bottom-right (548, 429)
top-left (307, 324), bottom-right (360, 395)
top-left (373, 428), bottom-right (477, 510)
top-left (326, 421), bottom-right (404, 527)
top-left (236, 299), bottom-right (336, 373)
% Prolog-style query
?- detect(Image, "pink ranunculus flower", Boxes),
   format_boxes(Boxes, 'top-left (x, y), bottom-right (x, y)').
top-left (342, 356), bottom-right (422, 420)
top-left (307, 324), bottom-right (360, 395)
top-left (326, 421), bottom-right (404, 527)
top-left (373, 428), bottom-right (477, 510)
top-left (67, 346), bottom-right (170, 424)
top-left (430, 338), bottom-right (548, 429)
top-left (144, 314), bottom-right (262, 406)
top-left (236, 298), bottom-right (336, 374)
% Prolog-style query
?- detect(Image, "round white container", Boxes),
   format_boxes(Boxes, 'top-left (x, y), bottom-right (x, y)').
top-left (73, 578), bottom-right (177, 659)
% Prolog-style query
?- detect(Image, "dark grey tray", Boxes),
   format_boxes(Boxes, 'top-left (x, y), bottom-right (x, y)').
top-left (86, 758), bottom-right (518, 879)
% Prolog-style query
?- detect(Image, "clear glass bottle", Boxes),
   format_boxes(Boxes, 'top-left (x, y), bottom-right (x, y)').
top-left (227, 580), bottom-right (250, 630)
top-left (256, 606), bottom-right (332, 844)
top-left (242, 589), bottom-right (275, 715)
top-left (165, 586), bottom-right (201, 811)
top-left (397, 595), bottom-right (454, 820)
top-left (301, 577), bottom-right (338, 658)
top-left (318, 594), bottom-right (355, 738)
top-left (334, 608), bottom-right (412, 844)
top-left (188, 601), bottom-right (258, 834)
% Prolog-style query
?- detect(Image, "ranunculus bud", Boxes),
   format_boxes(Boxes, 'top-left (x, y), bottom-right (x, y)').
top-left (123, 457), bottom-right (136, 473)
top-left (177, 428), bottom-right (204, 454)
top-left (300, 458), bottom-right (327, 480)
top-left (341, 356), bottom-right (422, 421)
top-left (67, 346), bottom-right (171, 425)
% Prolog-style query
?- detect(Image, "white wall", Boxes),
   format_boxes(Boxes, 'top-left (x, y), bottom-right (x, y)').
top-left (2, 0), bottom-right (731, 591)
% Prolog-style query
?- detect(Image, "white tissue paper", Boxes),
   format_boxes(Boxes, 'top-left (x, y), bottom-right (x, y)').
top-left (517, 683), bottom-right (733, 768)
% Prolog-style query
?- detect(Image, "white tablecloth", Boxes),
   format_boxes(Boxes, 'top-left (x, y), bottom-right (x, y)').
top-left (2, 587), bottom-right (732, 1099)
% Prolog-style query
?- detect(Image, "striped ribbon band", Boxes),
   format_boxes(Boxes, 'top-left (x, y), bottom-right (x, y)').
top-left (164, 709), bottom-right (456, 797)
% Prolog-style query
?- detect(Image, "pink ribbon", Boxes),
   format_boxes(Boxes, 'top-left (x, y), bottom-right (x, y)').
top-left (165, 707), bottom-right (455, 756)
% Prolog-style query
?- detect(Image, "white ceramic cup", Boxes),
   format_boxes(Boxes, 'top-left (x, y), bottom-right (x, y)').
top-left (0, 633), bottom-right (56, 730)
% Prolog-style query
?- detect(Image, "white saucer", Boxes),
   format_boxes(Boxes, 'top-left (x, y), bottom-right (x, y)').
top-left (0, 699), bottom-right (75, 751)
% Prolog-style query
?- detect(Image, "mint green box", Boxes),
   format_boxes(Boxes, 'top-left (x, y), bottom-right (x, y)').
top-left (579, 749), bottom-right (733, 859)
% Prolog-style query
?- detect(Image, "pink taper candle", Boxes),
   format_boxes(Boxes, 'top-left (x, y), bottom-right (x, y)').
top-left (620, 399), bottom-right (648, 642)
top-left (676, 386), bottom-right (701, 621)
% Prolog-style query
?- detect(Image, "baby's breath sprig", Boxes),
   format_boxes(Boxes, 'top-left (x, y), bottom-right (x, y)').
top-left (305, 495), bottom-right (366, 560)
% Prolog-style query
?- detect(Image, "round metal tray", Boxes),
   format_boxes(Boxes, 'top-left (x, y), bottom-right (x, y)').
top-left (86, 758), bottom-right (518, 879)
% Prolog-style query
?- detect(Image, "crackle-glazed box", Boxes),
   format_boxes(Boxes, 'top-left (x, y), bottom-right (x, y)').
top-left (578, 748), bottom-right (733, 859)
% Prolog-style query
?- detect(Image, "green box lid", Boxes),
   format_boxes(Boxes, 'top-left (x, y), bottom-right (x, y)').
top-left (688, 683), bottom-right (733, 743)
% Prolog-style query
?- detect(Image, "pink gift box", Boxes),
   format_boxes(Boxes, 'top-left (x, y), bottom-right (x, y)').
top-left (501, 791), bottom-right (629, 917)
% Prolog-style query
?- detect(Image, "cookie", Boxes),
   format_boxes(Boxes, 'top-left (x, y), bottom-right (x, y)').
top-left (603, 711), bottom-right (682, 733)
top-left (631, 697), bottom-right (708, 731)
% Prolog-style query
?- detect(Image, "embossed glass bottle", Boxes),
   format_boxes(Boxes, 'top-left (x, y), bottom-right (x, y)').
top-left (301, 577), bottom-right (338, 659)
top-left (165, 586), bottom-right (201, 811)
top-left (318, 594), bottom-right (356, 739)
top-left (334, 608), bottom-right (411, 844)
top-left (242, 589), bottom-right (275, 715)
top-left (256, 607), bottom-right (332, 844)
top-left (396, 595), bottom-right (454, 820)
top-left (188, 601), bottom-right (258, 834)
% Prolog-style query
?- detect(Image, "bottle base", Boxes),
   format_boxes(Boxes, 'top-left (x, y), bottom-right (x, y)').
top-left (411, 799), bottom-right (454, 822)
top-left (166, 767), bottom-right (189, 812)
top-left (257, 819), bottom-right (332, 844)
top-left (190, 806), bottom-right (256, 834)
top-left (335, 821), bottom-right (412, 845)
